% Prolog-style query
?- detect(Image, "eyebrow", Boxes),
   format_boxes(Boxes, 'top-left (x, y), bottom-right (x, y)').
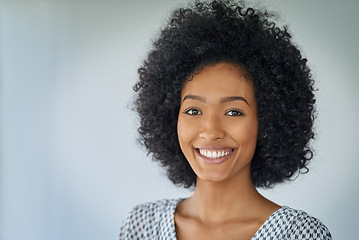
top-left (220, 96), bottom-right (249, 105)
top-left (182, 95), bottom-right (249, 105)
top-left (182, 95), bottom-right (206, 103)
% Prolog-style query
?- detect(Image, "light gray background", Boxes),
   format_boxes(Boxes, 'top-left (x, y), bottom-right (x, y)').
top-left (1, 0), bottom-right (358, 239)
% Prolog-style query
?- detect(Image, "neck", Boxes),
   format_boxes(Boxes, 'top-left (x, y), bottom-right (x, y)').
top-left (186, 172), bottom-right (266, 223)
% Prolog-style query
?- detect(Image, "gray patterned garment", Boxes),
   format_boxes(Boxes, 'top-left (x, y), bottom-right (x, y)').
top-left (119, 199), bottom-right (332, 240)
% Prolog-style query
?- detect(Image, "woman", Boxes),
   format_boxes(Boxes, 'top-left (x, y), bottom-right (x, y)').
top-left (120, 0), bottom-right (332, 239)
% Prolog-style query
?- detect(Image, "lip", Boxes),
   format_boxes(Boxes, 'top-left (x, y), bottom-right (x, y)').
top-left (194, 148), bottom-right (236, 164)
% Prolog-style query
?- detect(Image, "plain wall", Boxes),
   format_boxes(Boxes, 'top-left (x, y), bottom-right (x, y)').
top-left (1, 0), bottom-right (358, 239)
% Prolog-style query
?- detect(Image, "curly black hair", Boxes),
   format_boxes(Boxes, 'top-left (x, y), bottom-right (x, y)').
top-left (133, 0), bottom-right (315, 188)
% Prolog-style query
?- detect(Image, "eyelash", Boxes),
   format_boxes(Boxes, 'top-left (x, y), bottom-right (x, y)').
top-left (183, 108), bottom-right (244, 116)
top-left (183, 107), bottom-right (202, 115)
top-left (225, 108), bottom-right (245, 116)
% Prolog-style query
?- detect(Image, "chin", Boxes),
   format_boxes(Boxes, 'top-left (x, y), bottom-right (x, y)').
top-left (195, 171), bottom-right (233, 183)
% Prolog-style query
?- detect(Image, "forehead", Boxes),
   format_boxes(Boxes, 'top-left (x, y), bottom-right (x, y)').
top-left (181, 62), bottom-right (255, 100)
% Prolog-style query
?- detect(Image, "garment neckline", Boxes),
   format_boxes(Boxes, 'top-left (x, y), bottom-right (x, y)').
top-left (169, 198), bottom-right (287, 240)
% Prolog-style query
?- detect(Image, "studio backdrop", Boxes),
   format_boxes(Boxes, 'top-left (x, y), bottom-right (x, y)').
top-left (1, 0), bottom-right (358, 239)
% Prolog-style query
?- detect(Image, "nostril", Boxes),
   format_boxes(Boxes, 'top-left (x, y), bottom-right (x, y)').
top-left (199, 131), bottom-right (225, 140)
top-left (199, 124), bottom-right (225, 140)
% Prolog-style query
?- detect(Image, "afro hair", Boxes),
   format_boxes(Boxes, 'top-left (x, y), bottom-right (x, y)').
top-left (133, 0), bottom-right (316, 188)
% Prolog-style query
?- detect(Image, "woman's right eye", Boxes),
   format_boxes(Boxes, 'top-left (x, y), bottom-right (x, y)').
top-left (183, 108), bottom-right (202, 115)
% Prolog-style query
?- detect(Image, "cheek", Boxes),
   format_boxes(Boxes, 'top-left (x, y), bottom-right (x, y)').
top-left (177, 115), bottom-right (189, 149)
top-left (177, 115), bottom-right (197, 154)
top-left (234, 120), bottom-right (258, 147)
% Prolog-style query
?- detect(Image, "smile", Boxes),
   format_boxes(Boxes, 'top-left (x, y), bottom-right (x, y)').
top-left (195, 148), bottom-right (235, 164)
top-left (198, 149), bottom-right (233, 159)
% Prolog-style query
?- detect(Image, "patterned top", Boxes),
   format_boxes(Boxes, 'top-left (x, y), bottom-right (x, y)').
top-left (119, 199), bottom-right (332, 240)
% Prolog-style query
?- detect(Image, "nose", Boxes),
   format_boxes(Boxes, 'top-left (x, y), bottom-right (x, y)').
top-left (199, 114), bottom-right (225, 140)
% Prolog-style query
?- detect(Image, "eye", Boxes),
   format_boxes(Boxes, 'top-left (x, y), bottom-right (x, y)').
top-left (226, 109), bottom-right (244, 116)
top-left (183, 108), bottom-right (202, 115)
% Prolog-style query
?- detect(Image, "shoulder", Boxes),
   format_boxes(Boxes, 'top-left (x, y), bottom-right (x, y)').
top-left (125, 199), bottom-right (178, 222)
top-left (273, 206), bottom-right (332, 239)
top-left (119, 199), bottom-right (181, 240)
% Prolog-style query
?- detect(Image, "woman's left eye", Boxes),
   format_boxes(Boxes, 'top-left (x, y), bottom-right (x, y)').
top-left (226, 109), bottom-right (244, 116)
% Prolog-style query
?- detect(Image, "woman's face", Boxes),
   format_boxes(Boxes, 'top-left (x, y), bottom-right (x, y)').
top-left (177, 62), bottom-right (258, 183)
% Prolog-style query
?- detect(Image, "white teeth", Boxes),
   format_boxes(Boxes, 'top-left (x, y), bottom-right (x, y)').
top-left (198, 149), bottom-right (233, 159)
